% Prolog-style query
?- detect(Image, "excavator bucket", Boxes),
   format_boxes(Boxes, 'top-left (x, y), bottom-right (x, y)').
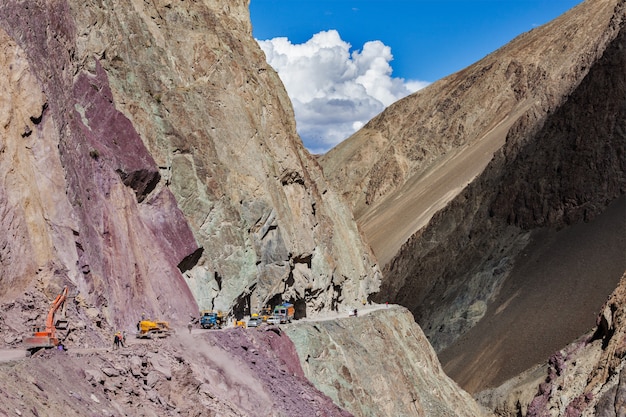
top-left (55, 319), bottom-right (69, 330)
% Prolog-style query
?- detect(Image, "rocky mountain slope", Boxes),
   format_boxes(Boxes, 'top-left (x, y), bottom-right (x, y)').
top-left (439, 196), bottom-right (625, 393)
top-left (478, 272), bottom-right (626, 417)
top-left (0, 0), bottom-right (380, 340)
top-left (0, 326), bottom-right (354, 417)
top-left (0, 0), bottom-right (483, 416)
top-left (1, 0), bottom-right (624, 416)
top-left (321, 0), bottom-right (625, 361)
top-left (0, 308), bottom-right (488, 417)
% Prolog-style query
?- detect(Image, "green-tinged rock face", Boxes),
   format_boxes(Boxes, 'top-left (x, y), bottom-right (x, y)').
top-left (284, 306), bottom-right (488, 417)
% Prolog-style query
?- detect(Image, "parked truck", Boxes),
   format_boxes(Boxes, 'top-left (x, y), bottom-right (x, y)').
top-left (272, 303), bottom-right (295, 323)
top-left (200, 310), bottom-right (223, 329)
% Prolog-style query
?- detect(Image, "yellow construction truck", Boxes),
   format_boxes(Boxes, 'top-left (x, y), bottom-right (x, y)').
top-left (259, 306), bottom-right (272, 323)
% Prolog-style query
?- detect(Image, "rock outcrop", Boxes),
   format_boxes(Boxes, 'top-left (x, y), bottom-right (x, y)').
top-left (1, 0), bottom-right (496, 414)
top-left (284, 306), bottom-right (490, 417)
top-left (0, 328), bottom-right (354, 417)
top-left (2, 0), bottom-right (624, 416)
top-left (0, 9), bottom-right (199, 338)
top-left (1, 1), bottom-right (464, 416)
top-left (0, 0), bottom-right (380, 344)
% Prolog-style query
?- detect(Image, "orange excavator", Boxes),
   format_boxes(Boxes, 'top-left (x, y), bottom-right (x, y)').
top-left (23, 286), bottom-right (69, 353)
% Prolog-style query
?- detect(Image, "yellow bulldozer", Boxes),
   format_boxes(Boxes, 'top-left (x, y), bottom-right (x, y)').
top-left (136, 319), bottom-right (171, 339)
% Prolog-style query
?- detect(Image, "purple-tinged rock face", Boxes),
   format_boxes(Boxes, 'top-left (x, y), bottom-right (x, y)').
top-left (72, 60), bottom-right (160, 202)
top-left (0, 1), bottom-right (200, 330)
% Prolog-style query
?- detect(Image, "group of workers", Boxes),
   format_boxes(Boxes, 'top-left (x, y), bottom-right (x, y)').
top-left (113, 330), bottom-right (126, 349)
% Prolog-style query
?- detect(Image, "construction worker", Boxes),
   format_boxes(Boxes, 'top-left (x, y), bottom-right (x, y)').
top-left (113, 332), bottom-right (121, 349)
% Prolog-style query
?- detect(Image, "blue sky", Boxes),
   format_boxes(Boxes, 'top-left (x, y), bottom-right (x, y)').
top-left (250, 1), bottom-right (583, 153)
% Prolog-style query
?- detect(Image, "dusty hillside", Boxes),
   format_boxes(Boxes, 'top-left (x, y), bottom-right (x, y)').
top-left (321, 0), bottom-right (622, 234)
top-left (0, 326), bottom-right (354, 417)
top-left (439, 196), bottom-right (625, 393)
top-left (321, 0), bottom-right (625, 357)
top-left (0, 0), bottom-right (623, 416)
top-left (478, 272), bottom-right (626, 416)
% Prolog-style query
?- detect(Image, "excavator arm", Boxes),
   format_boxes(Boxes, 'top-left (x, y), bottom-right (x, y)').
top-left (44, 286), bottom-right (68, 334)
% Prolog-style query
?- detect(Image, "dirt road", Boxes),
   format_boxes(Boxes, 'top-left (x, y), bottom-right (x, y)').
top-left (0, 349), bottom-right (27, 363)
top-left (296, 302), bottom-right (394, 323)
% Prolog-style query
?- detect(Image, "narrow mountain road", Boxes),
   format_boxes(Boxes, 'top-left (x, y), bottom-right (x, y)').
top-left (1, 304), bottom-right (395, 364)
top-left (0, 349), bottom-right (27, 363)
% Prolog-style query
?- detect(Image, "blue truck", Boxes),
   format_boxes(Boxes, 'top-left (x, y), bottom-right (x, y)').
top-left (200, 311), bottom-right (223, 329)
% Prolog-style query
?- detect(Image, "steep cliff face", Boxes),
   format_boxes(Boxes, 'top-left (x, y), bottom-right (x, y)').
top-left (0, 7), bottom-right (199, 339)
top-left (321, 0), bottom-right (625, 357)
top-left (284, 307), bottom-right (490, 417)
top-left (3, 0), bottom-right (623, 415)
top-left (0, 2), bottom-right (483, 416)
top-left (67, 0), bottom-right (381, 315)
top-left (0, 0), bottom-right (380, 345)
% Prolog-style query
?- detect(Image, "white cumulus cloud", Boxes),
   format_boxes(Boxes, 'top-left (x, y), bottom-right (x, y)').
top-left (257, 30), bottom-right (429, 154)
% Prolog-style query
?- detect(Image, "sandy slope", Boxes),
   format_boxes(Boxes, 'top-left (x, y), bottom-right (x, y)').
top-left (439, 196), bottom-right (626, 394)
top-left (358, 100), bottom-right (533, 266)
